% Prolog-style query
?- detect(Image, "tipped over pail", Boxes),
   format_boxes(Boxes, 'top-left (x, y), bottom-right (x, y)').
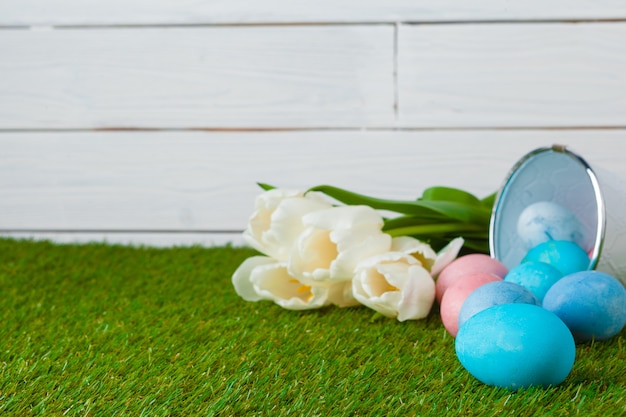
top-left (490, 144), bottom-right (626, 286)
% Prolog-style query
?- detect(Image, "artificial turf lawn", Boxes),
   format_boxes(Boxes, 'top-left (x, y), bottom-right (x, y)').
top-left (0, 238), bottom-right (624, 416)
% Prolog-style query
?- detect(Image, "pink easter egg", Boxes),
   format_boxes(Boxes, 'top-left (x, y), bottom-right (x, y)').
top-left (435, 254), bottom-right (508, 303)
top-left (440, 272), bottom-right (503, 337)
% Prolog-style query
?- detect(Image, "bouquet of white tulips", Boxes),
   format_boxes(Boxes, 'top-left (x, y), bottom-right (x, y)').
top-left (232, 183), bottom-right (494, 321)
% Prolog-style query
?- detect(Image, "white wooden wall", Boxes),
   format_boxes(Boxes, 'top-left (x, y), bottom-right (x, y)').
top-left (2, 1), bottom-right (626, 247)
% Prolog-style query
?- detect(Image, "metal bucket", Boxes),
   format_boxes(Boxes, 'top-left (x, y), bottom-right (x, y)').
top-left (490, 144), bottom-right (626, 286)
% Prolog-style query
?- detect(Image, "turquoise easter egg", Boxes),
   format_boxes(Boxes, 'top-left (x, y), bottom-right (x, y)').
top-left (504, 261), bottom-right (563, 303)
top-left (522, 240), bottom-right (590, 276)
top-left (543, 270), bottom-right (626, 342)
top-left (455, 304), bottom-right (576, 390)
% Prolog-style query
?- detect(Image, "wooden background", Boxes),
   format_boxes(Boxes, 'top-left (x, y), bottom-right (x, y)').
top-left (2, 1), bottom-right (626, 247)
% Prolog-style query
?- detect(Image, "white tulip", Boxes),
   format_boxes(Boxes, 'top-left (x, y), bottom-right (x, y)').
top-left (352, 252), bottom-right (436, 321)
top-left (243, 189), bottom-right (332, 260)
top-left (390, 236), bottom-right (464, 277)
top-left (232, 255), bottom-right (334, 310)
top-left (288, 205), bottom-right (392, 285)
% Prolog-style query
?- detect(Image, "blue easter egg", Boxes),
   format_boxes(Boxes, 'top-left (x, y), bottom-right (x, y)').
top-left (517, 201), bottom-right (585, 250)
top-left (458, 281), bottom-right (539, 330)
top-left (543, 271), bottom-right (626, 342)
top-left (522, 240), bottom-right (590, 276)
top-left (455, 304), bottom-right (576, 390)
top-left (504, 261), bottom-right (563, 303)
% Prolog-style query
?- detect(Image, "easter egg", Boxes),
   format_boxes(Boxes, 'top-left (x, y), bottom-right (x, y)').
top-left (522, 240), bottom-right (590, 276)
top-left (504, 261), bottom-right (563, 303)
top-left (542, 271), bottom-right (626, 342)
top-left (458, 281), bottom-right (539, 330)
top-left (455, 304), bottom-right (576, 390)
top-left (435, 254), bottom-right (507, 303)
top-left (440, 272), bottom-right (502, 337)
top-left (517, 201), bottom-right (585, 250)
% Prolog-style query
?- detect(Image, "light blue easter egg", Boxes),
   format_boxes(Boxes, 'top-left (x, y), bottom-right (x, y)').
top-left (543, 271), bottom-right (626, 342)
top-left (522, 240), bottom-right (590, 276)
top-left (517, 201), bottom-right (585, 250)
top-left (455, 304), bottom-right (576, 390)
top-left (504, 261), bottom-right (564, 303)
top-left (458, 281), bottom-right (539, 330)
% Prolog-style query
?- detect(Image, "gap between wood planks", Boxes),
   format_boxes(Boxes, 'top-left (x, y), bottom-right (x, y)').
top-left (2, 126), bottom-right (626, 133)
top-left (3, 19), bottom-right (626, 30)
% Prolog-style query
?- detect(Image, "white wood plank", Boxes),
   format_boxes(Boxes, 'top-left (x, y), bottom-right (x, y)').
top-left (2, 130), bottom-right (626, 241)
top-left (1, 1), bottom-right (625, 26)
top-left (0, 26), bottom-right (394, 129)
top-left (398, 23), bottom-right (626, 128)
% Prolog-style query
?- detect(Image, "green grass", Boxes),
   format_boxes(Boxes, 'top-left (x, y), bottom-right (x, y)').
top-left (0, 238), bottom-right (624, 416)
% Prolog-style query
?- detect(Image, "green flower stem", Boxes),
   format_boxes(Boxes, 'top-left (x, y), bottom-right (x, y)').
top-left (384, 222), bottom-right (487, 237)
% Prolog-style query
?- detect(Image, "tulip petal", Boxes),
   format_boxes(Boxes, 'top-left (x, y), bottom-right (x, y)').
top-left (391, 236), bottom-right (437, 271)
top-left (244, 189), bottom-right (301, 257)
top-left (353, 260), bottom-right (404, 318)
top-left (288, 227), bottom-right (336, 284)
top-left (331, 228), bottom-right (392, 281)
top-left (232, 256), bottom-right (277, 302)
top-left (430, 237), bottom-right (465, 277)
top-left (326, 281), bottom-right (360, 308)
top-left (252, 266), bottom-right (330, 310)
top-left (397, 265), bottom-right (436, 321)
top-left (302, 205), bottom-right (384, 230)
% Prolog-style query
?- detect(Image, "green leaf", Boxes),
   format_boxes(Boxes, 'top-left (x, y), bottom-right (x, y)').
top-left (307, 185), bottom-right (441, 214)
top-left (412, 200), bottom-right (492, 224)
top-left (384, 222), bottom-right (486, 237)
top-left (383, 214), bottom-right (449, 231)
top-left (420, 186), bottom-right (482, 206)
top-left (257, 182), bottom-right (276, 191)
top-left (307, 185), bottom-right (491, 223)
top-left (480, 192), bottom-right (498, 208)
